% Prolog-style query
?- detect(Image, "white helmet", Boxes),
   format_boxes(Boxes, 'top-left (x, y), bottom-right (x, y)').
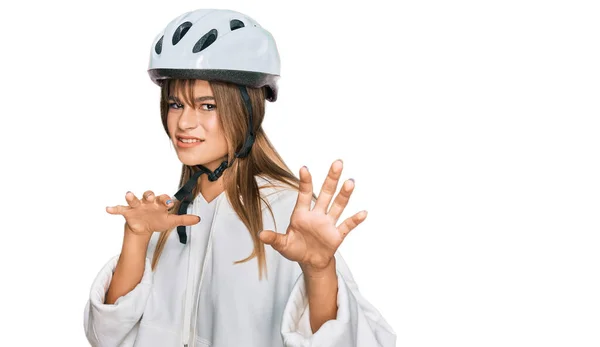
top-left (148, 9), bottom-right (281, 101)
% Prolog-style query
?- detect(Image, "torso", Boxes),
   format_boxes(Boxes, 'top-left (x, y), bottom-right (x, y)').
top-left (134, 178), bottom-right (303, 347)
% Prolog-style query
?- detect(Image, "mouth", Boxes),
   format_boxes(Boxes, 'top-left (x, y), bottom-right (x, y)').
top-left (176, 137), bottom-right (205, 148)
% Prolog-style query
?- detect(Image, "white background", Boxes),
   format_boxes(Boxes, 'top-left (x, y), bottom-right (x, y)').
top-left (0, 0), bottom-right (598, 346)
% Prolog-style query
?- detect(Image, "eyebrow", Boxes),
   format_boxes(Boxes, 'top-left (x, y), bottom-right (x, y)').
top-left (168, 95), bottom-right (215, 103)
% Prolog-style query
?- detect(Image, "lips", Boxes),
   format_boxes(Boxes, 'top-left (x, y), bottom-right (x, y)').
top-left (176, 138), bottom-right (203, 148)
top-left (178, 138), bottom-right (203, 143)
top-left (176, 134), bottom-right (204, 140)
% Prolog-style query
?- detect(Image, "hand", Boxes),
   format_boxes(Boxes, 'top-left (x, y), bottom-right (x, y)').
top-left (106, 190), bottom-right (201, 237)
top-left (259, 159), bottom-right (367, 272)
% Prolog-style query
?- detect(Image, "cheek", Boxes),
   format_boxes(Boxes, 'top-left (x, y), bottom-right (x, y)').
top-left (204, 116), bottom-right (220, 130)
top-left (206, 117), bottom-right (225, 140)
top-left (166, 114), bottom-right (177, 134)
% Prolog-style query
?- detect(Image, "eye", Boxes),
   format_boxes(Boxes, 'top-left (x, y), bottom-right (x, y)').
top-left (168, 102), bottom-right (183, 110)
top-left (202, 104), bottom-right (216, 111)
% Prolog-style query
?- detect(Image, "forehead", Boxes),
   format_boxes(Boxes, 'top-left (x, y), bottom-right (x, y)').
top-left (169, 79), bottom-right (213, 98)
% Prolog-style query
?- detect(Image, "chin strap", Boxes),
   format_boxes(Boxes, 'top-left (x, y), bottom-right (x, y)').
top-left (173, 85), bottom-right (255, 244)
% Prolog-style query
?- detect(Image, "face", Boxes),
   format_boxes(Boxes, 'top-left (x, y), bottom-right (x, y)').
top-left (167, 80), bottom-right (229, 171)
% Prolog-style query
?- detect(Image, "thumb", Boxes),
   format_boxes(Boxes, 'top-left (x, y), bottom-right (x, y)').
top-left (178, 214), bottom-right (201, 227)
top-left (259, 230), bottom-right (287, 251)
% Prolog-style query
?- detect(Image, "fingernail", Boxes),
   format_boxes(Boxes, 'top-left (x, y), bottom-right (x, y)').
top-left (349, 178), bottom-right (354, 182)
top-left (303, 165), bottom-right (309, 172)
top-left (166, 200), bottom-right (172, 204)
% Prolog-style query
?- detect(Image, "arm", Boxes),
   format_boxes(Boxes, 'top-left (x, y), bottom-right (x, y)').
top-left (105, 224), bottom-right (151, 304)
top-left (281, 252), bottom-right (397, 347)
top-left (300, 258), bottom-right (339, 333)
top-left (84, 224), bottom-right (154, 347)
top-left (260, 162), bottom-right (396, 345)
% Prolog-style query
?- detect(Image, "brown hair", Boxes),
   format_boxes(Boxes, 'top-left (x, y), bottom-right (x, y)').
top-left (150, 79), bottom-right (316, 280)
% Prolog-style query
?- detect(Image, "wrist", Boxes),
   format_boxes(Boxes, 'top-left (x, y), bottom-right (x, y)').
top-left (301, 256), bottom-right (336, 279)
top-left (123, 224), bottom-right (152, 250)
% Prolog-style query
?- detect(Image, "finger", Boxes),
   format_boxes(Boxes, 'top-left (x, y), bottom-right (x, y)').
top-left (294, 166), bottom-right (313, 212)
top-left (314, 159), bottom-right (343, 212)
top-left (328, 178), bottom-right (355, 222)
top-left (168, 213), bottom-right (201, 227)
top-left (156, 194), bottom-right (173, 207)
top-left (106, 205), bottom-right (129, 215)
top-left (337, 210), bottom-right (367, 239)
top-left (259, 230), bottom-right (288, 252)
top-left (125, 191), bottom-right (141, 208)
top-left (142, 190), bottom-right (155, 203)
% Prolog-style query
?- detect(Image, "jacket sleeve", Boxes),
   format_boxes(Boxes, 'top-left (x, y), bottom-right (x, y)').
top-left (280, 251), bottom-right (397, 347)
top-left (83, 254), bottom-right (154, 347)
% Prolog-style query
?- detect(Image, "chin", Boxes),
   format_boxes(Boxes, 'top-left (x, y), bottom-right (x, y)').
top-left (176, 153), bottom-right (204, 167)
top-left (176, 149), bottom-right (228, 169)
top-left (180, 159), bottom-right (207, 167)
top-left (178, 156), bottom-right (220, 169)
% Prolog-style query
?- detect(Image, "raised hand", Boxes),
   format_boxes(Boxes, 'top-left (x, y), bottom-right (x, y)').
top-left (106, 190), bottom-right (201, 238)
top-left (259, 159), bottom-right (367, 272)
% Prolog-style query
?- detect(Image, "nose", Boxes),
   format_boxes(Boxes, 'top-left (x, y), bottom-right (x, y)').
top-left (178, 105), bottom-right (199, 130)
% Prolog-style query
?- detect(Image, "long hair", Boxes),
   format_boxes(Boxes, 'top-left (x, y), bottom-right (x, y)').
top-left (150, 79), bottom-right (316, 280)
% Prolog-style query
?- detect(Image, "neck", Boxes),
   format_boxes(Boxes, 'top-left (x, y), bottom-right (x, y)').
top-left (196, 161), bottom-right (226, 203)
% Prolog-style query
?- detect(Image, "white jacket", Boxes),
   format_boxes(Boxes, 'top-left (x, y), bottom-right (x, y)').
top-left (83, 175), bottom-right (396, 347)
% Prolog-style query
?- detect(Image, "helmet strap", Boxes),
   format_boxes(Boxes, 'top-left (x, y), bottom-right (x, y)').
top-left (235, 85), bottom-right (255, 158)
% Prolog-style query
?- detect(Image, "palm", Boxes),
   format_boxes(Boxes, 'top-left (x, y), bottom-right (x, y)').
top-left (259, 160), bottom-right (367, 271)
top-left (280, 209), bottom-right (342, 268)
top-left (106, 190), bottom-right (201, 236)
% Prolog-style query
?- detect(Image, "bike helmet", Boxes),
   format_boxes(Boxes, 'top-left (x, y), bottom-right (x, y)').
top-left (148, 8), bottom-right (280, 101)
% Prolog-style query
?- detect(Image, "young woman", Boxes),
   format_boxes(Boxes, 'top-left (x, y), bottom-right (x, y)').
top-left (83, 9), bottom-right (396, 347)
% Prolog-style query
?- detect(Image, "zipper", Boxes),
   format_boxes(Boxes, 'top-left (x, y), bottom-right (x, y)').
top-left (189, 194), bottom-right (222, 343)
top-left (183, 193), bottom-right (224, 347)
top-left (181, 202), bottom-right (197, 346)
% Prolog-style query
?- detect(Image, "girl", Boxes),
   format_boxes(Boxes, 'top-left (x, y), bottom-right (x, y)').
top-left (83, 8), bottom-right (396, 347)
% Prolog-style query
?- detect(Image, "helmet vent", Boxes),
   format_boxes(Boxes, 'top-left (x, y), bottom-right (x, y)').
top-left (192, 29), bottom-right (218, 53)
top-left (155, 35), bottom-right (164, 54)
top-left (172, 21), bottom-right (193, 45)
top-left (230, 19), bottom-right (245, 31)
